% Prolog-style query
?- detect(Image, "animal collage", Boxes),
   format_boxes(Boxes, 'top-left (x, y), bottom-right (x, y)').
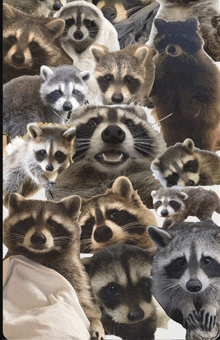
top-left (2, 0), bottom-right (220, 340)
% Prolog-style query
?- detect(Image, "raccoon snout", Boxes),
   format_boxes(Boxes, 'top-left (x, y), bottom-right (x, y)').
top-left (101, 6), bottom-right (117, 22)
top-left (102, 125), bottom-right (125, 144)
top-left (111, 94), bottom-right (124, 104)
top-left (94, 226), bottom-right (113, 243)
top-left (63, 102), bottom-right (72, 111)
top-left (53, 3), bottom-right (62, 11)
top-left (46, 165), bottom-right (54, 172)
top-left (12, 52), bottom-right (25, 65)
top-left (161, 209), bottom-right (169, 217)
top-left (31, 232), bottom-right (46, 245)
top-left (73, 31), bottom-right (84, 40)
top-left (186, 279), bottom-right (202, 293)
top-left (167, 45), bottom-right (176, 54)
top-left (127, 308), bottom-right (145, 322)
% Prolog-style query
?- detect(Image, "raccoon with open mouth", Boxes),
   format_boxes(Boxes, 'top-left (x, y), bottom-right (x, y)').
top-left (48, 105), bottom-right (166, 208)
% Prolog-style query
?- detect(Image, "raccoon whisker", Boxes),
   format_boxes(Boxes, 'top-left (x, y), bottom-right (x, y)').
top-left (9, 226), bottom-right (26, 235)
top-left (181, 52), bottom-right (198, 65)
top-left (52, 109), bottom-right (66, 123)
top-left (134, 145), bottom-right (154, 157)
top-left (73, 151), bottom-right (89, 161)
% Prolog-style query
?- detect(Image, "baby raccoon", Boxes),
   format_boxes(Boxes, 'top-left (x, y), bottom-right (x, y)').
top-left (3, 65), bottom-right (90, 139)
top-left (152, 187), bottom-right (220, 229)
top-left (3, 193), bottom-right (105, 340)
top-left (148, 221), bottom-right (220, 340)
top-left (3, 122), bottom-right (76, 207)
top-left (79, 176), bottom-right (157, 254)
top-left (151, 138), bottom-right (220, 187)
top-left (84, 243), bottom-right (169, 340)
top-left (3, 4), bottom-right (72, 84)
top-left (91, 43), bottom-right (155, 107)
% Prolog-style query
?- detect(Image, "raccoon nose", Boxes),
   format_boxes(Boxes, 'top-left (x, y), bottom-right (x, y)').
top-left (186, 279), bottom-right (202, 292)
top-left (127, 308), bottom-right (145, 322)
top-left (94, 226), bottom-right (113, 243)
top-left (31, 232), bottom-right (46, 245)
top-left (167, 45), bottom-right (176, 54)
top-left (12, 52), bottom-right (25, 65)
top-left (111, 94), bottom-right (124, 104)
top-left (53, 3), bottom-right (62, 10)
top-left (102, 125), bottom-right (125, 144)
top-left (101, 6), bottom-right (117, 22)
top-left (46, 165), bottom-right (54, 171)
top-left (73, 31), bottom-right (83, 40)
top-left (186, 180), bottom-right (196, 186)
top-left (161, 209), bottom-right (169, 217)
top-left (63, 102), bottom-right (73, 111)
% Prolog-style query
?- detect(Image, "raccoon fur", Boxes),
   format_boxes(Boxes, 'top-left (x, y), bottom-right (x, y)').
top-left (93, 0), bottom-right (156, 24)
top-left (83, 243), bottom-right (169, 340)
top-left (148, 221), bottom-right (220, 340)
top-left (3, 4), bottom-right (72, 84)
top-left (91, 43), bottom-right (155, 107)
top-left (3, 0), bottom-right (66, 17)
top-left (79, 176), bottom-right (157, 254)
top-left (3, 122), bottom-right (76, 207)
top-left (47, 105), bottom-right (166, 208)
top-left (147, 0), bottom-right (220, 62)
top-left (3, 65), bottom-right (91, 139)
top-left (151, 138), bottom-right (220, 187)
top-left (3, 193), bottom-right (105, 340)
top-left (151, 187), bottom-right (220, 229)
top-left (150, 17), bottom-right (220, 151)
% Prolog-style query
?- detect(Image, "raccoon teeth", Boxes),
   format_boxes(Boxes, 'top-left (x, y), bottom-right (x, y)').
top-left (102, 151), bottom-right (123, 163)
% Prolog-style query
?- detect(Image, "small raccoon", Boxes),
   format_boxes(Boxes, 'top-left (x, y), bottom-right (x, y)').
top-left (91, 43), bottom-right (155, 107)
top-left (93, 0), bottom-right (156, 24)
top-left (3, 65), bottom-right (90, 139)
top-left (3, 4), bottom-right (72, 84)
top-left (79, 176), bottom-right (157, 254)
top-left (84, 243), bottom-right (169, 340)
top-left (148, 221), bottom-right (220, 340)
top-left (151, 187), bottom-right (220, 229)
top-left (151, 138), bottom-right (220, 187)
top-left (3, 193), bottom-right (105, 340)
top-left (3, 122), bottom-right (76, 207)
top-left (48, 105), bottom-right (166, 208)
top-left (150, 17), bottom-right (220, 151)
top-left (3, 0), bottom-right (66, 17)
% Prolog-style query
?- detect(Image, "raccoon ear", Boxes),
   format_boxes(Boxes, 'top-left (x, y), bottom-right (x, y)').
top-left (27, 123), bottom-right (43, 139)
top-left (154, 18), bottom-right (168, 33)
top-left (90, 44), bottom-right (109, 63)
top-left (151, 190), bottom-right (158, 198)
top-left (134, 46), bottom-right (148, 65)
top-left (81, 256), bottom-right (93, 273)
top-left (151, 158), bottom-right (160, 170)
top-left (180, 192), bottom-right (188, 200)
top-left (79, 71), bottom-right (91, 82)
top-left (182, 138), bottom-right (195, 153)
top-left (8, 193), bottom-right (26, 215)
top-left (3, 4), bottom-right (17, 20)
top-left (186, 17), bottom-right (199, 32)
top-left (63, 126), bottom-right (76, 142)
top-left (111, 176), bottom-right (133, 200)
top-left (45, 18), bottom-right (65, 39)
top-left (60, 195), bottom-right (81, 220)
top-left (147, 226), bottom-right (172, 248)
top-left (40, 65), bottom-right (54, 81)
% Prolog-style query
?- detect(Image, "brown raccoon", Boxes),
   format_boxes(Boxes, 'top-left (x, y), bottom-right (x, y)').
top-left (151, 138), bottom-right (220, 187)
top-left (91, 43), bottom-right (155, 107)
top-left (3, 193), bottom-right (105, 340)
top-left (150, 17), bottom-right (220, 151)
top-left (3, 4), bottom-right (72, 84)
top-left (79, 176), bottom-right (157, 254)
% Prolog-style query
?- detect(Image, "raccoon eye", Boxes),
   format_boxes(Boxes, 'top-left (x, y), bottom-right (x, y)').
top-left (139, 278), bottom-right (151, 290)
top-left (54, 151), bottom-right (67, 163)
top-left (124, 119), bottom-right (135, 128)
top-left (87, 118), bottom-right (99, 128)
top-left (176, 258), bottom-right (187, 268)
top-left (124, 75), bottom-right (135, 84)
top-left (35, 149), bottom-right (47, 161)
top-left (154, 201), bottom-right (162, 208)
top-left (202, 256), bottom-right (213, 265)
top-left (104, 74), bottom-right (113, 82)
top-left (109, 210), bottom-right (120, 220)
top-left (29, 41), bottom-right (40, 51)
top-left (73, 89), bottom-right (80, 95)
top-left (183, 160), bottom-right (198, 173)
top-left (83, 19), bottom-right (95, 28)
top-left (6, 35), bottom-right (17, 44)
top-left (50, 90), bottom-right (62, 101)
top-left (65, 18), bottom-right (75, 27)
top-left (169, 200), bottom-right (180, 209)
top-left (105, 284), bottom-right (119, 297)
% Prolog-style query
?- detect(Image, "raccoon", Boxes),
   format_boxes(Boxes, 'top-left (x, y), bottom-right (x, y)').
top-left (93, 0), bottom-right (156, 24)
top-left (3, 193), bottom-right (105, 340)
top-left (150, 17), bottom-right (220, 151)
top-left (3, 4), bottom-right (72, 84)
top-left (3, 0), bottom-right (66, 17)
top-left (151, 187), bottom-right (220, 229)
top-left (3, 122), bottom-right (76, 207)
top-left (147, 0), bottom-right (220, 61)
top-left (79, 176), bottom-right (157, 254)
top-left (3, 65), bottom-right (91, 139)
top-left (91, 43), bottom-right (155, 107)
top-left (151, 138), bottom-right (220, 187)
top-left (147, 221), bottom-right (220, 340)
top-left (48, 105), bottom-right (166, 208)
top-left (83, 243), bottom-right (169, 340)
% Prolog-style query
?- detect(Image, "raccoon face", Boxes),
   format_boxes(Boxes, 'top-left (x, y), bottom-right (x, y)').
top-left (152, 194), bottom-right (185, 217)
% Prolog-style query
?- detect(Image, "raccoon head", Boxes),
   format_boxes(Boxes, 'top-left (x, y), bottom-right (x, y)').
top-left (151, 188), bottom-right (187, 217)
top-left (153, 17), bottom-right (203, 57)
top-left (41, 0), bottom-right (66, 12)
top-left (27, 122), bottom-right (76, 173)
top-left (79, 176), bottom-right (156, 253)
top-left (67, 105), bottom-right (166, 174)
top-left (40, 65), bottom-right (90, 114)
top-left (151, 138), bottom-right (200, 187)
top-left (3, 193), bottom-right (81, 255)
top-left (54, 2), bottom-right (102, 54)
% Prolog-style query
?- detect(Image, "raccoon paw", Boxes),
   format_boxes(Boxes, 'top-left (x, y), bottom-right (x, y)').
top-left (90, 320), bottom-right (105, 340)
top-left (199, 308), bottom-right (217, 332)
top-left (184, 310), bottom-right (200, 330)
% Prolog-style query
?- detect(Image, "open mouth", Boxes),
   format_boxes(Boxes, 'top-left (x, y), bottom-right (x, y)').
top-left (95, 149), bottom-right (128, 165)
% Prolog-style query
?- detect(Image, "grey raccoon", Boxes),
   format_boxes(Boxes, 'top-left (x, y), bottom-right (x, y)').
top-left (91, 43), bottom-right (155, 107)
top-left (3, 122), bottom-right (76, 207)
top-left (151, 187), bottom-right (220, 229)
top-left (83, 243), bottom-right (169, 340)
top-left (148, 221), bottom-right (220, 340)
top-left (3, 193), bottom-right (105, 340)
top-left (3, 65), bottom-right (90, 139)
top-left (48, 105), bottom-right (166, 208)
top-left (151, 138), bottom-right (220, 187)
